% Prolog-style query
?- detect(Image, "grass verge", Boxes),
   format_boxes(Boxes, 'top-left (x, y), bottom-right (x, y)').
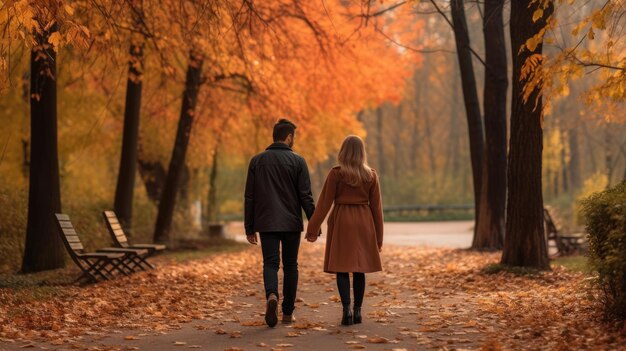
top-left (481, 263), bottom-right (543, 277)
top-left (552, 255), bottom-right (591, 274)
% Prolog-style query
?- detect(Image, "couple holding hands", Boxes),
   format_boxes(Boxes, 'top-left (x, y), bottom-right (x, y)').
top-left (244, 119), bottom-right (384, 327)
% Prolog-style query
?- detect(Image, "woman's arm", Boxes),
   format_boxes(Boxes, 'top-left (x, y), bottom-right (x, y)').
top-left (369, 172), bottom-right (384, 249)
top-left (305, 169), bottom-right (337, 239)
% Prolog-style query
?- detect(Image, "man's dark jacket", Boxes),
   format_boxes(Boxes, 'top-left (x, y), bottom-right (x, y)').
top-left (244, 143), bottom-right (315, 235)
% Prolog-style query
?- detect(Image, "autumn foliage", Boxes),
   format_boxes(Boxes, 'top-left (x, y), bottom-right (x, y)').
top-left (522, 0), bottom-right (626, 123)
top-left (1, 0), bottom-right (626, 348)
top-left (0, 0), bottom-right (421, 269)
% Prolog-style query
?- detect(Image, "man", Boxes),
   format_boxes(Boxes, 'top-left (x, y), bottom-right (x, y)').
top-left (244, 118), bottom-right (316, 328)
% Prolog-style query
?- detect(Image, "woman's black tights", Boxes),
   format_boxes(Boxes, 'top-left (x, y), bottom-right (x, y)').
top-left (336, 272), bottom-right (365, 308)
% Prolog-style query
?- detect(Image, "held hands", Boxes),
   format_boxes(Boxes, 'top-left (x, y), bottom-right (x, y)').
top-left (246, 233), bottom-right (258, 245)
top-left (305, 229), bottom-right (322, 243)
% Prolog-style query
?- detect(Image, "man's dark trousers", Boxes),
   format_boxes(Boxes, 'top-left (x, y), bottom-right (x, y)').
top-left (260, 232), bottom-right (301, 315)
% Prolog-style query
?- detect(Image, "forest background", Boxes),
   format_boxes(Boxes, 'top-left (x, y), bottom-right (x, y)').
top-left (1, 0), bottom-right (624, 273)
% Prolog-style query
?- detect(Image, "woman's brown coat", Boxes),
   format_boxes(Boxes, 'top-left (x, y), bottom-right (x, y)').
top-left (306, 166), bottom-right (383, 273)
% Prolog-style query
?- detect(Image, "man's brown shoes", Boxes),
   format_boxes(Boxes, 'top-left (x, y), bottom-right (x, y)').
top-left (265, 294), bottom-right (279, 327)
top-left (282, 313), bottom-right (295, 324)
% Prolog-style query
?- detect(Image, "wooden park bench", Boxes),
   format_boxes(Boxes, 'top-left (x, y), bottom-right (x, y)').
top-left (102, 211), bottom-right (166, 269)
top-left (543, 207), bottom-right (587, 257)
top-left (55, 213), bottom-right (142, 284)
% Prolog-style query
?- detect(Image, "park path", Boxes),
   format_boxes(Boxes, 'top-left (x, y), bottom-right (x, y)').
top-left (1, 231), bottom-right (624, 350)
top-left (223, 221), bottom-right (475, 248)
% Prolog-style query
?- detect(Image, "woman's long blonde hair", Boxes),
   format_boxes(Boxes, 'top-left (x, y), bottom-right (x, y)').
top-left (338, 135), bottom-right (373, 186)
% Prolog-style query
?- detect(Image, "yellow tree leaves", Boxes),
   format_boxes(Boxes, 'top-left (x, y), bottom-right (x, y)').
top-left (532, 8), bottom-right (544, 22)
top-left (0, 0), bottom-right (90, 91)
top-left (522, 0), bottom-right (626, 123)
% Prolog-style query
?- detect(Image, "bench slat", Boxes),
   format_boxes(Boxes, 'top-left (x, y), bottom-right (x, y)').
top-left (69, 242), bottom-right (84, 251)
top-left (103, 211), bottom-right (116, 218)
top-left (62, 228), bottom-right (76, 235)
top-left (59, 221), bottom-right (74, 228)
top-left (65, 235), bottom-right (81, 243)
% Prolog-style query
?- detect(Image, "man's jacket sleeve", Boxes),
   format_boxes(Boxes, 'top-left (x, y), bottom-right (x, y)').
top-left (244, 158), bottom-right (255, 235)
top-left (298, 158), bottom-right (316, 220)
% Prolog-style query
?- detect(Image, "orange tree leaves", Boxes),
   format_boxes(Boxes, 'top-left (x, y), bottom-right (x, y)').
top-left (104, 0), bottom-right (421, 165)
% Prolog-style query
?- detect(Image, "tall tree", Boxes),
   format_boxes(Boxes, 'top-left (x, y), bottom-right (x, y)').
top-left (21, 13), bottom-right (65, 273)
top-left (153, 53), bottom-right (203, 243)
top-left (501, 0), bottom-right (553, 269)
top-left (473, 0), bottom-right (507, 250)
top-left (568, 127), bottom-right (581, 189)
top-left (376, 107), bottom-right (385, 177)
top-left (113, 40), bottom-right (144, 235)
top-left (448, 0), bottom-right (485, 236)
top-left (206, 145), bottom-right (219, 223)
top-left (137, 153), bottom-right (166, 204)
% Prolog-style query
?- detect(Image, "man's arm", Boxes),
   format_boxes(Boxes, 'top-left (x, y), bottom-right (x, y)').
top-left (244, 158), bottom-right (256, 236)
top-left (297, 157), bottom-right (315, 220)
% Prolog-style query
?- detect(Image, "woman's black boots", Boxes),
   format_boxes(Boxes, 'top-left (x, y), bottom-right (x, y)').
top-left (341, 306), bottom-right (353, 325)
top-left (353, 306), bottom-right (362, 324)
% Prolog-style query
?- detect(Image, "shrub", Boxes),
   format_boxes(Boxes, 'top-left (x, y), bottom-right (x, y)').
top-left (580, 180), bottom-right (626, 320)
top-left (576, 172), bottom-right (610, 225)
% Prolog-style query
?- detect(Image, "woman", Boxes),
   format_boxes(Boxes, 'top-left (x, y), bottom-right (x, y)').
top-left (305, 135), bottom-right (383, 326)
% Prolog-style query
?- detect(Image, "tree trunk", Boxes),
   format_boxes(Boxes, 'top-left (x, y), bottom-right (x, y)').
top-left (113, 43), bottom-right (143, 235)
top-left (473, 0), bottom-right (507, 250)
top-left (553, 170), bottom-right (559, 197)
top-left (449, 64), bottom-right (461, 178)
top-left (501, 0), bottom-right (552, 270)
top-left (21, 21), bottom-right (65, 273)
top-left (410, 70), bottom-right (423, 173)
top-left (153, 54), bottom-right (203, 243)
top-left (568, 127), bottom-right (581, 189)
top-left (178, 164), bottom-right (190, 205)
top-left (450, 0), bottom-right (485, 237)
top-left (423, 102), bottom-right (437, 186)
top-left (207, 145), bottom-right (219, 223)
top-left (561, 136), bottom-right (569, 193)
top-left (393, 105), bottom-right (402, 179)
top-left (622, 145), bottom-right (626, 181)
top-left (582, 124), bottom-right (597, 171)
top-left (605, 126), bottom-right (614, 187)
top-left (137, 154), bottom-right (166, 204)
top-left (410, 112), bottom-right (419, 172)
top-left (21, 138), bottom-right (29, 180)
top-left (621, 141), bottom-right (626, 181)
top-left (376, 107), bottom-right (385, 177)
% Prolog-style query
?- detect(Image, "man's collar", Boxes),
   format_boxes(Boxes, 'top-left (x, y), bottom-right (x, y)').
top-left (266, 142), bottom-right (292, 151)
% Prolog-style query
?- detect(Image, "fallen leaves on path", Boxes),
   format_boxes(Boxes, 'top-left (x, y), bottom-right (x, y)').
top-left (366, 336), bottom-right (390, 343)
top-left (0, 248), bottom-right (262, 346)
top-left (1, 244), bottom-right (625, 350)
top-left (240, 320), bottom-right (265, 326)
